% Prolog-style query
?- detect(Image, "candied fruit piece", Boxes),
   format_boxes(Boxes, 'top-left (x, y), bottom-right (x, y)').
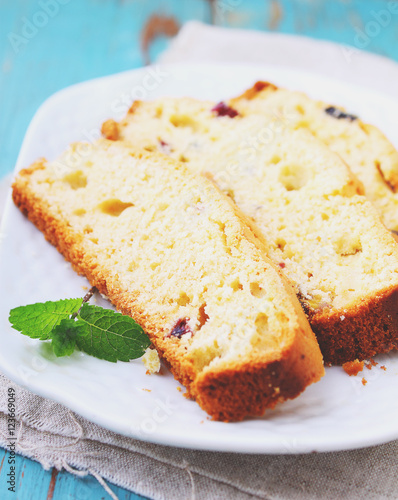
top-left (211, 102), bottom-right (239, 118)
top-left (158, 138), bottom-right (172, 155)
top-left (324, 106), bottom-right (358, 122)
top-left (170, 318), bottom-right (191, 338)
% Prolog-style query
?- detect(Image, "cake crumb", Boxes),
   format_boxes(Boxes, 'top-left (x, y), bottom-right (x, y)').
top-left (142, 388), bottom-right (151, 392)
top-left (177, 387), bottom-right (182, 392)
top-left (343, 359), bottom-right (364, 376)
top-left (362, 378), bottom-right (367, 386)
top-left (142, 348), bottom-right (161, 374)
top-left (380, 365), bottom-right (387, 371)
top-left (82, 286), bottom-right (88, 291)
top-left (365, 358), bottom-right (378, 370)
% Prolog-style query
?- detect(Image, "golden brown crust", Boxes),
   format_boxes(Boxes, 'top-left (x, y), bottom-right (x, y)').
top-left (12, 158), bottom-right (323, 422)
top-left (306, 286), bottom-right (398, 365)
top-left (230, 81), bottom-right (278, 105)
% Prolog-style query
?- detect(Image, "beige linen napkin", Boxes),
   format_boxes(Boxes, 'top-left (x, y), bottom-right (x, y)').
top-left (1, 22), bottom-right (398, 500)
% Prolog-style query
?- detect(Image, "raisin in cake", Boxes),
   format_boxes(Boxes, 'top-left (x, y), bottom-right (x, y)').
top-left (230, 81), bottom-right (398, 233)
top-left (12, 140), bottom-right (324, 421)
top-left (103, 97), bottom-right (398, 364)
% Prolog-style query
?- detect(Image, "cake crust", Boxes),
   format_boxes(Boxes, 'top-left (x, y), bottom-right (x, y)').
top-left (307, 286), bottom-right (398, 365)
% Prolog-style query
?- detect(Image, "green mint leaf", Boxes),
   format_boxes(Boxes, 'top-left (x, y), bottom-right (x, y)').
top-left (9, 299), bottom-right (83, 340)
top-left (76, 304), bottom-right (150, 362)
top-left (51, 318), bottom-right (82, 357)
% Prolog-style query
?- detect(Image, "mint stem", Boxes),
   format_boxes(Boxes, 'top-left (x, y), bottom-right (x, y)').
top-left (72, 286), bottom-right (97, 319)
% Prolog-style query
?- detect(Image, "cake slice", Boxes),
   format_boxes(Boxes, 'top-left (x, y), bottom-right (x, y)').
top-left (103, 97), bottom-right (398, 364)
top-left (229, 81), bottom-right (398, 232)
top-left (12, 139), bottom-right (324, 421)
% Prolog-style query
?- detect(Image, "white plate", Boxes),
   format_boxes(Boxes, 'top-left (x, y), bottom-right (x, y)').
top-left (1, 63), bottom-right (398, 454)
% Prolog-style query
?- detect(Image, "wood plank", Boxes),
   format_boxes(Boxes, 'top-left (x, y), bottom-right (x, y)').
top-left (50, 464), bottom-right (146, 500)
top-left (0, 448), bottom-right (146, 499)
top-left (46, 468), bottom-right (58, 500)
top-left (0, 0), bottom-right (211, 179)
top-left (0, 451), bottom-right (52, 499)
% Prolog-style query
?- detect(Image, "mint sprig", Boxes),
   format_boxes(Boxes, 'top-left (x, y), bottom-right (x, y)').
top-left (9, 288), bottom-right (151, 362)
top-left (9, 299), bottom-right (83, 340)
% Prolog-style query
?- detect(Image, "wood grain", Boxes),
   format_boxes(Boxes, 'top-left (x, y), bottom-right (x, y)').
top-left (46, 468), bottom-right (58, 500)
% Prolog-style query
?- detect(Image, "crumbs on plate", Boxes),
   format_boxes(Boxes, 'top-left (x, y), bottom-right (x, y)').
top-left (342, 359), bottom-right (364, 376)
top-left (142, 347), bottom-right (161, 374)
top-left (365, 358), bottom-right (378, 370)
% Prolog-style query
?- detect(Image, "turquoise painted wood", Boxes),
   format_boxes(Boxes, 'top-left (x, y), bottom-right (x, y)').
top-left (0, 0), bottom-right (397, 498)
top-left (0, 449), bottom-right (145, 499)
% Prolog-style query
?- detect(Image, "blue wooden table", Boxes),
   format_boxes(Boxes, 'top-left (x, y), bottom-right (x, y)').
top-left (1, 1), bottom-right (397, 498)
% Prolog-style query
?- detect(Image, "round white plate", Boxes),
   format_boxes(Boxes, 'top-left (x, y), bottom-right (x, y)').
top-left (1, 63), bottom-right (398, 454)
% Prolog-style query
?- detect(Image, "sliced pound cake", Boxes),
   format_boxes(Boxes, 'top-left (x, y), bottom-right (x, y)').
top-left (103, 97), bottom-right (398, 364)
top-left (230, 81), bottom-right (398, 232)
top-left (12, 139), bottom-right (324, 421)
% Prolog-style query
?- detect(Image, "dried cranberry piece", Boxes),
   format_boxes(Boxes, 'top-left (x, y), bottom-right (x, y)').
top-left (211, 102), bottom-right (239, 118)
top-left (279, 262), bottom-right (286, 269)
top-left (170, 318), bottom-right (191, 338)
top-left (158, 138), bottom-right (172, 155)
top-left (324, 106), bottom-right (358, 122)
